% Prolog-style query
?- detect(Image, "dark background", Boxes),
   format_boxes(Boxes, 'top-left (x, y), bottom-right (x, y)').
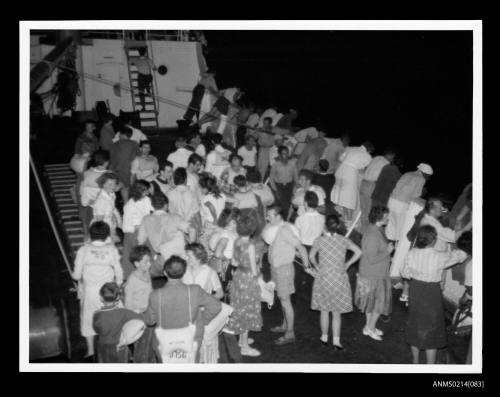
top-left (205, 30), bottom-right (473, 201)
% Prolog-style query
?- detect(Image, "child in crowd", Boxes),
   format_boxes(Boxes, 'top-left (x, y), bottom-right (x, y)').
top-left (167, 136), bottom-right (193, 170)
top-left (124, 245), bottom-right (153, 314)
top-left (290, 169), bottom-right (326, 219)
top-left (220, 154), bottom-right (247, 195)
top-left (93, 282), bottom-right (144, 363)
top-left (237, 135), bottom-right (257, 172)
top-left (121, 180), bottom-right (154, 279)
top-left (91, 172), bottom-right (122, 243)
top-left (72, 221), bottom-right (123, 360)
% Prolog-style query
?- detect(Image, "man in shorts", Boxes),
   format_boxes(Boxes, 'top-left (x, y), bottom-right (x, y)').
top-left (263, 205), bottom-right (309, 345)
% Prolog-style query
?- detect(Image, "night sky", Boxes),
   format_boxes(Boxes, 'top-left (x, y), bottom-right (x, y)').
top-left (205, 30), bottom-right (473, 201)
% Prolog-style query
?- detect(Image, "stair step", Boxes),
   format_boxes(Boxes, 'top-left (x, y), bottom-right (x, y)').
top-left (46, 170), bottom-right (73, 176)
top-left (135, 97), bottom-right (153, 103)
top-left (50, 181), bottom-right (74, 186)
top-left (45, 164), bottom-right (70, 169)
top-left (48, 175), bottom-right (75, 181)
top-left (139, 112), bottom-right (157, 119)
top-left (58, 203), bottom-right (77, 208)
top-left (141, 120), bottom-right (158, 127)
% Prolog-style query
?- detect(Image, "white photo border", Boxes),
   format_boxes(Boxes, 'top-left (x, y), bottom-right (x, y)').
top-left (20, 19), bottom-right (482, 373)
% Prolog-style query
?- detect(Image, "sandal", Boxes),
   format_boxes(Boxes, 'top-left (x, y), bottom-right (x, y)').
top-left (274, 334), bottom-right (296, 345)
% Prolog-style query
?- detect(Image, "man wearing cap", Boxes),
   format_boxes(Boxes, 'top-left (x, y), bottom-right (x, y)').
top-left (385, 163), bottom-right (433, 242)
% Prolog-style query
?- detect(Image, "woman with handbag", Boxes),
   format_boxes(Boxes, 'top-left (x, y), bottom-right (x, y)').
top-left (225, 215), bottom-right (263, 357)
top-left (401, 225), bottom-right (468, 364)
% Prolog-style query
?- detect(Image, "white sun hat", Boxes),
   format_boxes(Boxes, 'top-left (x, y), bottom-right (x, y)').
top-left (417, 163), bottom-right (433, 175)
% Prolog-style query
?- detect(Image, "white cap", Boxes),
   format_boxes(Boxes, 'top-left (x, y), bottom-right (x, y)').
top-left (417, 163), bottom-right (433, 175)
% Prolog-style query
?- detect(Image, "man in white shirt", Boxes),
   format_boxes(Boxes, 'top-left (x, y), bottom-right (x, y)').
top-left (295, 191), bottom-right (326, 247)
top-left (167, 167), bottom-right (201, 235)
top-left (290, 169), bottom-right (326, 220)
top-left (237, 135), bottom-right (257, 169)
top-left (330, 141), bottom-right (374, 226)
top-left (167, 136), bottom-right (193, 170)
top-left (205, 134), bottom-right (231, 180)
top-left (112, 118), bottom-right (148, 145)
top-left (359, 147), bottom-right (396, 230)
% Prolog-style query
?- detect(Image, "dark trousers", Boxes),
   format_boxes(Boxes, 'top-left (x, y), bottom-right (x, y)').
top-left (275, 182), bottom-right (294, 217)
top-left (137, 73), bottom-right (153, 107)
top-left (121, 231), bottom-right (138, 280)
top-left (293, 245), bottom-right (314, 296)
top-left (184, 84), bottom-right (206, 122)
top-left (218, 333), bottom-right (243, 363)
top-left (236, 126), bottom-right (248, 148)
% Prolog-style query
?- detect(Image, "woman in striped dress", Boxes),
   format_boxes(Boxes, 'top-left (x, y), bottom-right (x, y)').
top-left (401, 225), bottom-right (468, 364)
top-left (308, 214), bottom-right (362, 350)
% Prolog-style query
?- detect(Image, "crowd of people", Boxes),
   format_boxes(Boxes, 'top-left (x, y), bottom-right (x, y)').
top-left (67, 72), bottom-right (474, 365)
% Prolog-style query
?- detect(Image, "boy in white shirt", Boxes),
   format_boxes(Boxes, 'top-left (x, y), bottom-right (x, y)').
top-left (290, 169), bottom-right (326, 220)
top-left (167, 136), bottom-right (193, 170)
top-left (237, 135), bottom-right (257, 171)
top-left (295, 191), bottom-right (326, 248)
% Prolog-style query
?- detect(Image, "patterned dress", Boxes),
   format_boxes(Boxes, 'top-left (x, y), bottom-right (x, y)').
top-left (226, 239), bottom-right (263, 334)
top-left (311, 233), bottom-right (353, 313)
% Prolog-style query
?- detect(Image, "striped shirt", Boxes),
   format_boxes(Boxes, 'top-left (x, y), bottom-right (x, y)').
top-left (403, 247), bottom-right (468, 283)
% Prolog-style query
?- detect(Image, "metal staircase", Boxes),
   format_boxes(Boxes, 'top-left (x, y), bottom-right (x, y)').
top-left (43, 163), bottom-right (124, 258)
top-left (124, 42), bottom-right (160, 130)
top-left (43, 164), bottom-right (85, 257)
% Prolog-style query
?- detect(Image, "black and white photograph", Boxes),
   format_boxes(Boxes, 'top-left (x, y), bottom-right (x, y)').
top-left (20, 20), bottom-right (482, 373)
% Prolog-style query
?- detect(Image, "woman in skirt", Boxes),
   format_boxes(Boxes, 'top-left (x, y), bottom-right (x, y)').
top-left (308, 213), bottom-right (362, 350)
top-left (355, 206), bottom-right (394, 341)
top-left (226, 215), bottom-right (263, 357)
top-left (401, 225), bottom-right (468, 364)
